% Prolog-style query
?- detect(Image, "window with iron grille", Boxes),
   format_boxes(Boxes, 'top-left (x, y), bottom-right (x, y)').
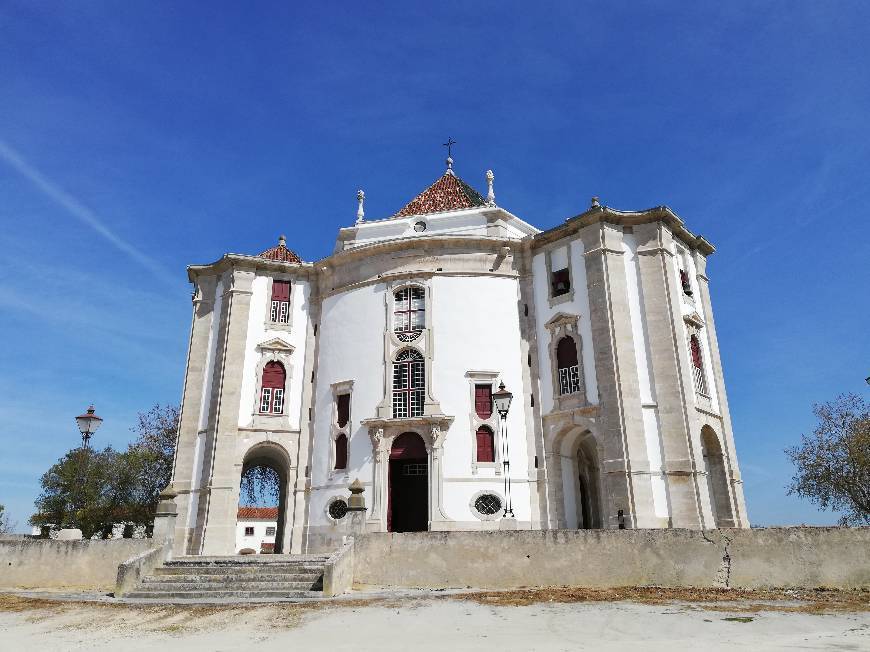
top-left (476, 426), bottom-right (495, 463)
top-left (260, 361), bottom-right (286, 414)
top-left (244, 526), bottom-right (254, 536)
top-left (474, 384), bottom-right (492, 419)
top-left (265, 526), bottom-right (276, 536)
top-left (690, 334), bottom-right (708, 395)
top-left (550, 268), bottom-right (571, 297)
top-left (394, 287), bottom-right (425, 341)
top-left (328, 499), bottom-right (348, 520)
top-left (270, 280), bottom-right (291, 323)
top-left (474, 494), bottom-right (502, 516)
top-left (393, 349), bottom-right (425, 418)
top-left (556, 337), bottom-right (581, 395)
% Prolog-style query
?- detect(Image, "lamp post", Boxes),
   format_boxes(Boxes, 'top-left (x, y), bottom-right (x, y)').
top-left (75, 405), bottom-right (103, 449)
top-left (492, 381), bottom-right (514, 518)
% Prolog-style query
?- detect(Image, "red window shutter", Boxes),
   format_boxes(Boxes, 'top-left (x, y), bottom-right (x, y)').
top-left (690, 335), bottom-right (703, 369)
top-left (474, 384), bottom-right (492, 419)
top-left (271, 280), bottom-right (291, 302)
top-left (262, 361), bottom-right (286, 389)
top-left (556, 337), bottom-right (578, 370)
top-left (476, 426), bottom-right (494, 463)
top-left (337, 394), bottom-right (350, 427)
top-left (335, 434), bottom-right (348, 469)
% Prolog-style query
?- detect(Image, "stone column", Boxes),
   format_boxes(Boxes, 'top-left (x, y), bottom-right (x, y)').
top-left (428, 424), bottom-right (451, 528)
top-left (579, 223), bottom-right (656, 528)
top-left (693, 253), bottom-right (749, 527)
top-left (634, 223), bottom-right (705, 528)
top-left (197, 268), bottom-right (255, 555)
top-left (366, 428), bottom-right (389, 532)
top-left (170, 276), bottom-right (216, 554)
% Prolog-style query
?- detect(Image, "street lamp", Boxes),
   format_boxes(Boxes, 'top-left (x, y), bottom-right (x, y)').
top-left (492, 381), bottom-right (514, 518)
top-left (75, 405), bottom-right (103, 449)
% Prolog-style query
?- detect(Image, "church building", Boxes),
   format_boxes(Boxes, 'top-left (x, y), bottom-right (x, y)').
top-left (169, 155), bottom-right (749, 555)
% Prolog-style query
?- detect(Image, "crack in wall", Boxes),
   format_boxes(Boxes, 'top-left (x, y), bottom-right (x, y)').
top-left (701, 530), bottom-right (733, 588)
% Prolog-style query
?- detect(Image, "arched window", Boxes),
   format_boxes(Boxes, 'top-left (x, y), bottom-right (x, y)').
top-left (259, 361), bottom-right (286, 414)
top-left (556, 337), bottom-right (581, 396)
top-left (394, 287), bottom-right (425, 341)
top-left (475, 425), bottom-right (495, 463)
top-left (334, 434), bottom-right (348, 470)
top-left (393, 349), bottom-right (425, 418)
top-left (690, 334), bottom-right (708, 395)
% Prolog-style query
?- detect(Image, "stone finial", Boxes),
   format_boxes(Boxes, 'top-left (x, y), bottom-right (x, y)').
top-left (486, 169), bottom-right (496, 206)
top-left (348, 478), bottom-right (366, 511)
top-left (356, 189), bottom-right (365, 224)
top-left (591, 196), bottom-right (601, 208)
top-left (446, 156), bottom-right (455, 176)
top-left (278, 234), bottom-right (287, 247)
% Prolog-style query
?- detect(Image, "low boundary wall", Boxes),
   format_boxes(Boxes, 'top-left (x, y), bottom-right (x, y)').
top-left (0, 539), bottom-right (154, 590)
top-left (352, 528), bottom-right (870, 590)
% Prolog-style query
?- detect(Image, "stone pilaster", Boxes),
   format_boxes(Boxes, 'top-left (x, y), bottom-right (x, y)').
top-left (693, 253), bottom-right (750, 527)
top-left (171, 275), bottom-right (216, 554)
top-left (196, 268), bottom-right (255, 555)
top-left (289, 279), bottom-right (320, 553)
top-left (579, 223), bottom-right (656, 528)
top-left (634, 223), bottom-right (705, 528)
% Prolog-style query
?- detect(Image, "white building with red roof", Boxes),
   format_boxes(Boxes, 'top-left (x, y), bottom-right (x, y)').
top-left (235, 507), bottom-right (278, 554)
top-left (168, 156), bottom-right (749, 556)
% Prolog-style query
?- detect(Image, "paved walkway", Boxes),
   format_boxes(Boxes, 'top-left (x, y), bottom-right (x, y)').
top-left (0, 592), bottom-right (867, 650)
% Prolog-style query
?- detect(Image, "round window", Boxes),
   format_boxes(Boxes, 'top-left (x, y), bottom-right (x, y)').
top-left (474, 494), bottom-right (502, 516)
top-left (413, 221), bottom-right (427, 232)
top-left (328, 499), bottom-right (349, 520)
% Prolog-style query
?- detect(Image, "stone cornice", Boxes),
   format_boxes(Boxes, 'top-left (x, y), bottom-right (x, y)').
top-left (531, 205), bottom-right (716, 257)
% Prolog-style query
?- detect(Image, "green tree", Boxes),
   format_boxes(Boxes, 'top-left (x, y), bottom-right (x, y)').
top-left (120, 404), bottom-right (180, 525)
top-left (30, 446), bottom-right (131, 538)
top-left (786, 393), bottom-right (870, 526)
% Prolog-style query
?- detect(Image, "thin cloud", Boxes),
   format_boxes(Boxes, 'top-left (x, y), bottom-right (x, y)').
top-left (0, 138), bottom-right (178, 287)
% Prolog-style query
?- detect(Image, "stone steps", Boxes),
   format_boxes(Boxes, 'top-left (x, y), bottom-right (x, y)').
top-left (145, 572), bottom-right (322, 583)
top-left (136, 580), bottom-right (320, 592)
top-left (152, 565), bottom-right (326, 576)
top-left (123, 589), bottom-right (323, 600)
top-left (123, 554), bottom-right (331, 602)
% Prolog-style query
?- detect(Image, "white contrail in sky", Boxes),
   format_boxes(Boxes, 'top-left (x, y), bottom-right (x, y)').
top-left (0, 138), bottom-right (179, 287)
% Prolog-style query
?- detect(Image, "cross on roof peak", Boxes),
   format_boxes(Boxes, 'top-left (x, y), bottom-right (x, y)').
top-left (443, 137), bottom-right (456, 175)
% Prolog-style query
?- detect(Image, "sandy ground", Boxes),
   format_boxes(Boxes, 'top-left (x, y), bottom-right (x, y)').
top-left (0, 589), bottom-right (867, 651)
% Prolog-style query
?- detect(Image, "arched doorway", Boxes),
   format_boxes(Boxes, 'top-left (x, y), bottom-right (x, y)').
top-left (701, 426), bottom-right (734, 527)
top-left (388, 432), bottom-right (428, 532)
top-left (576, 436), bottom-right (602, 529)
top-left (238, 443), bottom-right (289, 553)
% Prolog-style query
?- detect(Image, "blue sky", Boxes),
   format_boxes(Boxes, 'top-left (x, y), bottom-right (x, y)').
top-left (1, 2), bottom-right (868, 530)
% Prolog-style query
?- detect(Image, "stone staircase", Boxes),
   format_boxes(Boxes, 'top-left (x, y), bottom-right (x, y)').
top-left (122, 554), bottom-right (331, 601)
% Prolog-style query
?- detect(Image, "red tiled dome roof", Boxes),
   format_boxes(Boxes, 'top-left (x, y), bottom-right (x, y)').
top-left (258, 235), bottom-right (302, 263)
top-left (394, 171), bottom-right (487, 218)
top-left (237, 506), bottom-right (279, 520)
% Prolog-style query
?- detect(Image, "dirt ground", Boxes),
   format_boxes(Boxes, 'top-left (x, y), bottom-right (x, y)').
top-left (0, 587), bottom-right (868, 651)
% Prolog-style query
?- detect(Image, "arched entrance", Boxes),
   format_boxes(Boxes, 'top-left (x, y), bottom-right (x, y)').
top-left (388, 432), bottom-right (428, 532)
top-left (701, 426), bottom-right (734, 527)
top-left (238, 443), bottom-right (289, 553)
top-left (576, 436), bottom-right (602, 529)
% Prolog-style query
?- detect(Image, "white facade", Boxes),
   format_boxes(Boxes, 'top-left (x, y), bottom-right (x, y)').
top-left (169, 166), bottom-right (750, 556)
top-left (235, 510), bottom-right (278, 554)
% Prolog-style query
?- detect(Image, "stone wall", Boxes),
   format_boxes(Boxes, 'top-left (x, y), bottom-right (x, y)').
top-left (0, 539), bottom-right (154, 590)
top-left (352, 528), bottom-right (870, 590)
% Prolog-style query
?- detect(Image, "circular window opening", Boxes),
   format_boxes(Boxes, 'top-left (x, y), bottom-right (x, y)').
top-left (474, 494), bottom-right (502, 516)
top-left (413, 221), bottom-right (427, 232)
top-left (328, 499), bottom-right (349, 520)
